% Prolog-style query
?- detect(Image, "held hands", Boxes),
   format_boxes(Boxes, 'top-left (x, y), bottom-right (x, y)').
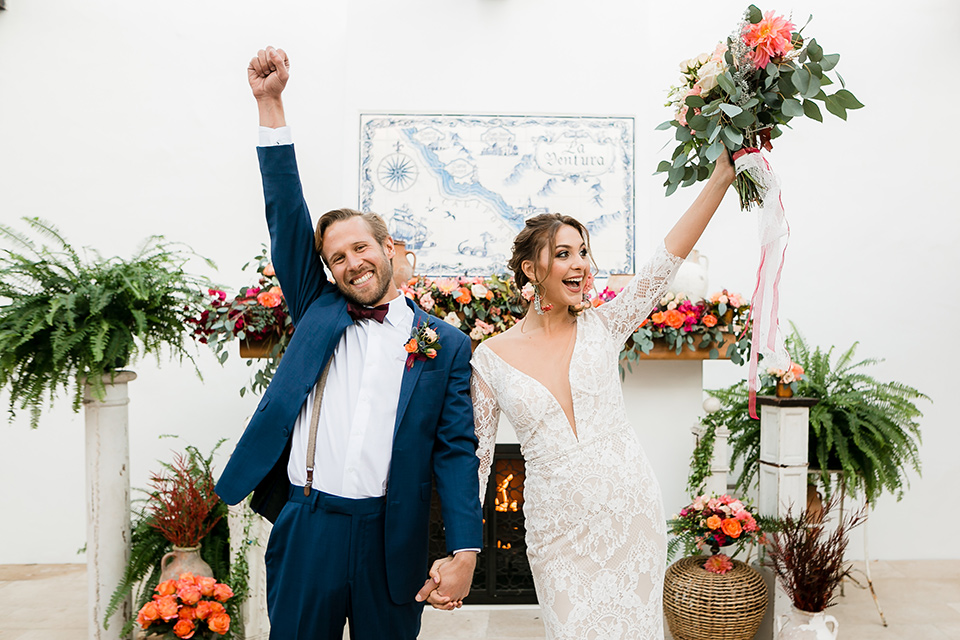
top-left (415, 552), bottom-right (477, 610)
top-left (248, 46), bottom-right (289, 102)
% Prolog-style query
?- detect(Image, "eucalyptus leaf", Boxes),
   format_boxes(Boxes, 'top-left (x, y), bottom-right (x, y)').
top-left (793, 68), bottom-right (810, 94)
top-left (665, 181), bottom-right (679, 197)
top-left (717, 72), bottom-right (736, 96)
top-left (747, 4), bottom-right (762, 23)
top-left (835, 89), bottom-right (864, 109)
top-left (687, 113), bottom-right (709, 130)
top-left (825, 95), bottom-right (847, 120)
top-left (806, 38), bottom-right (823, 62)
top-left (655, 120), bottom-right (675, 131)
top-left (705, 138), bottom-right (725, 163)
top-left (718, 103), bottom-right (743, 117)
top-left (802, 99), bottom-right (823, 122)
top-left (676, 127), bottom-right (693, 142)
top-left (820, 53), bottom-right (840, 71)
top-left (781, 98), bottom-right (804, 118)
top-left (656, 160), bottom-right (672, 173)
top-left (721, 126), bottom-right (744, 149)
top-left (732, 110), bottom-right (756, 128)
top-left (685, 95), bottom-right (706, 109)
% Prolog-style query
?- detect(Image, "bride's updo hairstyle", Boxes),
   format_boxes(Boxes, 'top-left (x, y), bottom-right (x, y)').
top-left (508, 213), bottom-right (595, 313)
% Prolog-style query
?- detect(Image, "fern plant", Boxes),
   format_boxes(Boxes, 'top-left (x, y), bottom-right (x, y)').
top-left (0, 217), bottom-right (211, 427)
top-left (697, 325), bottom-right (928, 504)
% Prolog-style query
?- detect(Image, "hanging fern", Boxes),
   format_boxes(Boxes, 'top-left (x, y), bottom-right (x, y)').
top-left (713, 325), bottom-right (928, 504)
top-left (0, 217), bottom-right (212, 427)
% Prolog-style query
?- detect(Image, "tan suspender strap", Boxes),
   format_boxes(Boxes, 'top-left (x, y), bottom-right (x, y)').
top-left (304, 360), bottom-right (333, 497)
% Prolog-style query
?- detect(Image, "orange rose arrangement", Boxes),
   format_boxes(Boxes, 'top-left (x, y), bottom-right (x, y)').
top-left (667, 493), bottom-right (764, 575)
top-left (137, 572), bottom-right (234, 639)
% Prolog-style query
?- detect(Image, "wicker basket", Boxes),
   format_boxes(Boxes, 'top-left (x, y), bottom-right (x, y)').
top-left (663, 555), bottom-right (767, 640)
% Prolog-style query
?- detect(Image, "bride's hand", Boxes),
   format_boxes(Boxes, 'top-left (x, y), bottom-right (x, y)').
top-left (713, 148), bottom-right (736, 186)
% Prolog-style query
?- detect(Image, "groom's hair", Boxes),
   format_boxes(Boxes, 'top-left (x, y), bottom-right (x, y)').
top-left (509, 213), bottom-right (594, 290)
top-left (314, 208), bottom-right (391, 264)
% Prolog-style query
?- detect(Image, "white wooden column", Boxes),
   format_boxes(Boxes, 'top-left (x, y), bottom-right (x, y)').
top-left (83, 371), bottom-right (136, 640)
top-left (692, 397), bottom-right (730, 497)
top-left (755, 394), bottom-right (817, 640)
top-left (228, 501), bottom-right (272, 639)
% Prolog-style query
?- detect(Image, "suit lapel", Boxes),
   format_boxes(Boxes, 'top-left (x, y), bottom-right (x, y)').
top-left (393, 300), bottom-right (432, 439)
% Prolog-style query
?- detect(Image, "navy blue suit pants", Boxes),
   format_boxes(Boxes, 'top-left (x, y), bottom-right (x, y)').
top-left (264, 487), bottom-right (423, 639)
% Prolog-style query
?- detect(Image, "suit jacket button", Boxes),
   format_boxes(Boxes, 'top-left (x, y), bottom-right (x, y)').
top-left (281, 428), bottom-right (289, 437)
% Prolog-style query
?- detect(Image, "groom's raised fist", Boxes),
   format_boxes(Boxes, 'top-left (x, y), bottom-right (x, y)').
top-left (248, 46), bottom-right (289, 101)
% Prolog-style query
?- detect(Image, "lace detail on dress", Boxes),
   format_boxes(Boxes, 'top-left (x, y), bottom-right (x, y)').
top-left (471, 369), bottom-right (500, 505)
top-left (470, 309), bottom-right (670, 639)
top-left (595, 241), bottom-right (685, 346)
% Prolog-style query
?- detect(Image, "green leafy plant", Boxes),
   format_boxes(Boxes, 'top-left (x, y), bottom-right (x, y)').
top-left (105, 440), bottom-right (250, 638)
top-left (695, 326), bottom-right (928, 503)
top-left (0, 217), bottom-right (211, 427)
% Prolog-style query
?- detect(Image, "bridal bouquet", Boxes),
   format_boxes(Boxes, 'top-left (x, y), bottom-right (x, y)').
top-left (656, 4), bottom-right (863, 210)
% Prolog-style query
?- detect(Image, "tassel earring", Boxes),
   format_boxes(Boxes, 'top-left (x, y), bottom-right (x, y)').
top-left (533, 284), bottom-right (553, 315)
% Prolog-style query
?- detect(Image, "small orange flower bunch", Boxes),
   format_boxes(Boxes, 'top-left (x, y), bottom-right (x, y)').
top-left (136, 572), bottom-right (234, 638)
top-left (668, 493), bottom-right (764, 574)
top-left (404, 320), bottom-right (441, 369)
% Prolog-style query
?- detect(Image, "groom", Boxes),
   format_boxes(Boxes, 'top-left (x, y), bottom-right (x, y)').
top-left (215, 46), bottom-right (482, 639)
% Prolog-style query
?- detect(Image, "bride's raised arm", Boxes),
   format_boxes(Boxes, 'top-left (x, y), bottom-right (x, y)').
top-left (471, 370), bottom-right (500, 504)
top-left (596, 151), bottom-right (735, 345)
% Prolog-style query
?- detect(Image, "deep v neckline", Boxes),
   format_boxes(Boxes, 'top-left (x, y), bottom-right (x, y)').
top-left (480, 321), bottom-right (580, 441)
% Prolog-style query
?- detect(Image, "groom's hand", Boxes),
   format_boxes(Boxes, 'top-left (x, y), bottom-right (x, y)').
top-left (248, 46), bottom-right (289, 101)
top-left (248, 46), bottom-right (289, 128)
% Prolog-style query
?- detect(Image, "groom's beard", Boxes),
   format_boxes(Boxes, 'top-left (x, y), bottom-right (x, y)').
top-left (337, 261), bottom-right (396, 307)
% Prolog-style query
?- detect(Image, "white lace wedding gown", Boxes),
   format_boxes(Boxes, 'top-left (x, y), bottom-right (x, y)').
top-left (471, 242), bottom-right (684, 640)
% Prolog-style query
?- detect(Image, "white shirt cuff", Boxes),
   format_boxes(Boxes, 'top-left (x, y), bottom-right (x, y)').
top-left (452, 548), bottom-right (480, 555)
top-left (258, 126), bottom-right (292, 147)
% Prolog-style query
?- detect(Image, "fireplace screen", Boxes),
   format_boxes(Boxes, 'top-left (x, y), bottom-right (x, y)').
top-left (428, 443), bottom-right (537, 604)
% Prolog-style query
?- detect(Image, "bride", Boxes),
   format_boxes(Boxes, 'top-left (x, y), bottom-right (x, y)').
top-left (431, 153), bottom-right (734, 639)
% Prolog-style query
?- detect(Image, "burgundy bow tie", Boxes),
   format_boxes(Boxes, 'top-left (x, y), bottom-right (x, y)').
top-left (347, 302), bottom-right (390, 324)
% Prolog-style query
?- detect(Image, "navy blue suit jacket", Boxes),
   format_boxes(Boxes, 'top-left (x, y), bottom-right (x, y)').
top-left (215, 144), bottom-right (482, 604)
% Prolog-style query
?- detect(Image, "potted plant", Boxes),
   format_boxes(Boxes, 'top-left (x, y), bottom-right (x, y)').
top-left (698, 325), bottom-right (928, 505)
top-left (766, 497), bottom-right (866, 639)
top-left (105, 441), bottom-right (249, 639)
top-left (663, 493), bottom-right (769, 640)
top-left (0, 217), bottom-right (209, 426)
top-left (190, 246), bottom-right (293, 396)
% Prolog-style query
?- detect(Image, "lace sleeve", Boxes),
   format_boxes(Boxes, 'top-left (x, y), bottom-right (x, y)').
top-left (471, 368), bottom-right (500, 506)
top-left (596, 241), bottom-right (685, 346)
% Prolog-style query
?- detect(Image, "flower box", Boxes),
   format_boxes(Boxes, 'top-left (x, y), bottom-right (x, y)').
top-left (239, 336), bottom-right (280, 359)
top-left (639, 331), bottom-right (738, 361)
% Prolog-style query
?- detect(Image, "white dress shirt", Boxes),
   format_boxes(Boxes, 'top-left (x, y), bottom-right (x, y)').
top-left (286, 294), bottom-right (413, 497)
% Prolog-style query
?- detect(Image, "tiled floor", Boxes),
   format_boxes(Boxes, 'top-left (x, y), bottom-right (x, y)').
top-left (2, 560), bottom-right (959, 639)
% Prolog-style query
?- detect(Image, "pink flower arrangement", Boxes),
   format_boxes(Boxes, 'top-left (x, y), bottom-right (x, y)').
top-left (668, 493), bottom-right (765, 569)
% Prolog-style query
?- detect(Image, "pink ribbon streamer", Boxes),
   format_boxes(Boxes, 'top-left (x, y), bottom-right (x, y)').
top-left (733, 149), bottom-right (791, 419)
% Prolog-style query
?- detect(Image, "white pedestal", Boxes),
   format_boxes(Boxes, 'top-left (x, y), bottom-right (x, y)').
top-left (84, 371), bottom-right (136, 640)
top-left (755, 395), bottom-right (817, 640)
top-left (229, 501), bottom-right (272, 639)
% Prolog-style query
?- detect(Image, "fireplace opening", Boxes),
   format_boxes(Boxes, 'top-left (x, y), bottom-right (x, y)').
top-left (429, 443), bottom-right (537, 604)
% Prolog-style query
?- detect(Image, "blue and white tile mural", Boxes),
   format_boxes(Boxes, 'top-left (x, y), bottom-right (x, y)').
top-left (360, 115), bottom-right (635, 276)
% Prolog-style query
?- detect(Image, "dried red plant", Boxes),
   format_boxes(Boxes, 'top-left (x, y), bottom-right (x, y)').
top-left (765, 496), bottom-right (866, 612)
top-left (148, 452), bottom-right (222, 548)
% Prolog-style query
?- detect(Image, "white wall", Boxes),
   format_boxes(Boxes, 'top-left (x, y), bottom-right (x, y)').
top-left (1, 0), bottom-right (957, 563)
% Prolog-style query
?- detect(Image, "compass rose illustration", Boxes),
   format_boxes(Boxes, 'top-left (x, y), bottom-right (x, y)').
top-left (377, 142), bottom-right (419, 192)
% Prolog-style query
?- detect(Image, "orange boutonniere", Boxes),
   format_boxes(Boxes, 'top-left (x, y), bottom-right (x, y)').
top-left (405, 321), bottom-right (441, 369)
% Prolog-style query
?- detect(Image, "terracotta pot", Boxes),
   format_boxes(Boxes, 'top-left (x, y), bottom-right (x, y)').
top-left (775, 382), bottom-right (794, 398)
top-left (159, 545), bottom-right (213, 582)
top-left (239, 336), bottom-right (278, 359)
top-left (392, 240), bottom-right (417, 287)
